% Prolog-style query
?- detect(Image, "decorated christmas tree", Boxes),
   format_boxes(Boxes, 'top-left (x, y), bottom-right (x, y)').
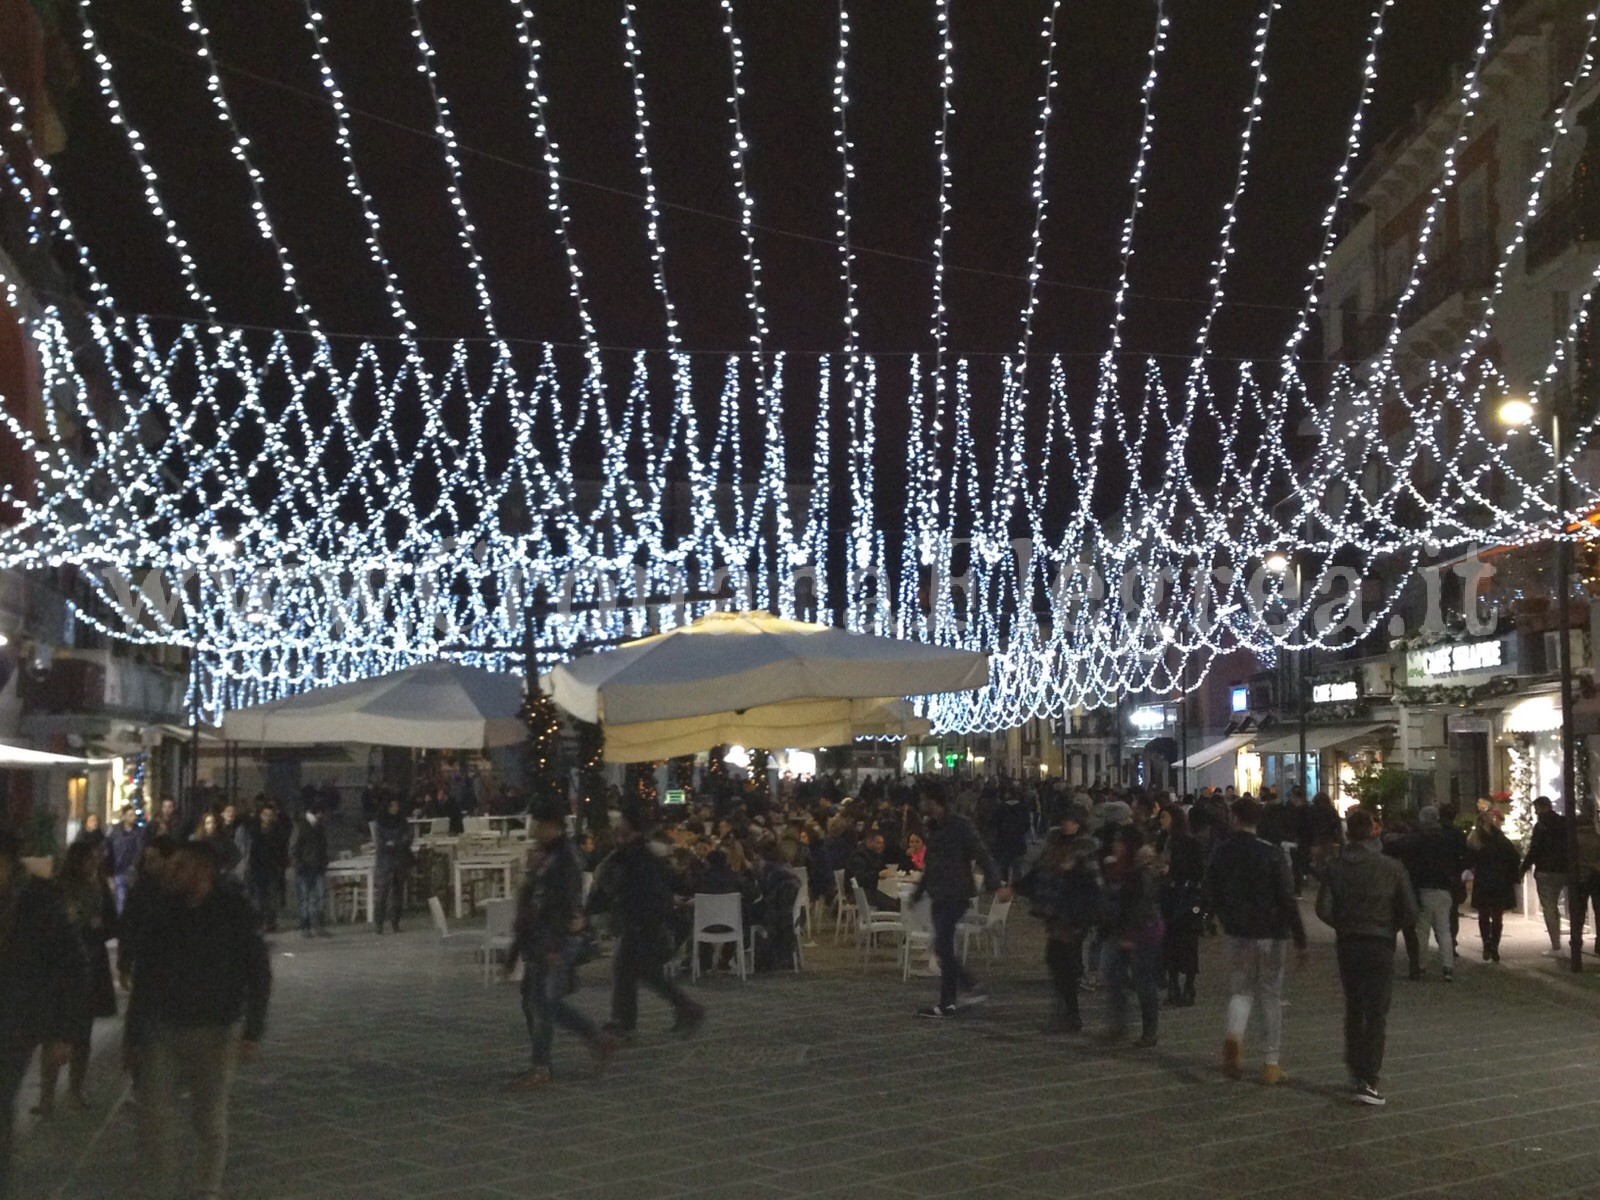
top-left (521, 688), bottom-right (565, 812)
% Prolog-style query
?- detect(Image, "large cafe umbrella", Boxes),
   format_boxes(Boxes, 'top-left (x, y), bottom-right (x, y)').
top-left (221, 660), bottom-right (526, 751)
top-left (549, 611), bottom-right (988, 762)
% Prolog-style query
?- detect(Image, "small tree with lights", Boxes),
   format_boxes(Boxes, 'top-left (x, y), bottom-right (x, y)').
top-left (520, 687), bottom-right (565, 813)
top-left (574, 719), bottom-right (607, 834)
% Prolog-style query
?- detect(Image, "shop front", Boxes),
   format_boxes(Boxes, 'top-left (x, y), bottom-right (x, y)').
top-left (1176, 730), bottom-right (1256, 794)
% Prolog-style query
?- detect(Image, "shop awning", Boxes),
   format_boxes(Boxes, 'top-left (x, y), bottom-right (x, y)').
top-left (1252, 723), bottom-right (1392, 756)
top-left (0, 743), bottom-right (112, 770)
top-left (1178, 733), bottom-right (1255, 770)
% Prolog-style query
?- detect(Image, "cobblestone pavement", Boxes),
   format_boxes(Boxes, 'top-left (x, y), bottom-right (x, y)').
top-left (13, 900), bottom-right (1600, 1200)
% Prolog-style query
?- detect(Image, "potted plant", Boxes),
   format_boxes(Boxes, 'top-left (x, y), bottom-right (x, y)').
top-left (1348, 763), bottom-right (1410, 823)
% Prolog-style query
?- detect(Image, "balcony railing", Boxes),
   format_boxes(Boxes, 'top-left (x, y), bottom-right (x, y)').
top-left (1408, 237), bottom-right (1495, 322)
top-left (1526, 175), bottom-right (1600, 273)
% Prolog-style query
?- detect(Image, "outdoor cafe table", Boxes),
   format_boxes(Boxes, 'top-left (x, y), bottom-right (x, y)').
top-left (485, 815), bottom-right (526, 837)
top-left (453, 849), bottom-right (521, 918)
top-left (327, 855), bottom-right (376, 926)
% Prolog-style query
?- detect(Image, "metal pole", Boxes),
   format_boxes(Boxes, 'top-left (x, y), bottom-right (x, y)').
top-left (1553, 412), bottom-right (1581, 974)
top-left (1297, 561), bottom-right (1308, 798)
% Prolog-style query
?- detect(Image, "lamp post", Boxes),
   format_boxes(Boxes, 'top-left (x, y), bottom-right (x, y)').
top-left (1267, 552), bottom-right (1310, 800)
top-left (1499, 396), bottom-right (1581, 974)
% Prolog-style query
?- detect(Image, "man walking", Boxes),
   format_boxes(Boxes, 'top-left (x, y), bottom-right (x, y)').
top-left (126, 841), bottom-right (270, 1200)
top-left (1519, 797), bottom-right (1571, 957)
top-left (288, 805), bottom-right (331, 938)
top-left (1205, 797), bottom-right (1307, 1085)
top-left (0, 831), bottom-right (88, 1199)
top-left (1316, 808), bottom-right (1417, 1107)
top-left (912, 787), bottom-right (1010, 1019)
top-left (508, 810), bottom-right (617, 1086)
top-left (107, 805), bottom-right (144, 915)
top-left (1399, 806), bottom-right (1468, 980)
top-left (600, 809), bottom-right (705, 1041)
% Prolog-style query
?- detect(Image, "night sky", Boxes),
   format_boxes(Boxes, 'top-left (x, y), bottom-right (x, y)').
top-left (43, 0), bottom-right (1484, 525)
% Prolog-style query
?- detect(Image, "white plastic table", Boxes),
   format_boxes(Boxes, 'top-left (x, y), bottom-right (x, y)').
top-left (454, 850), bottom-right (520, 918)
top-left (327, 856), bottom-right (375, 925)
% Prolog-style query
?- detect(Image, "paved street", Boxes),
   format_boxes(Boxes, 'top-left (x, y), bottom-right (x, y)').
top-left (13, 904), bottom-right (1600, 1200)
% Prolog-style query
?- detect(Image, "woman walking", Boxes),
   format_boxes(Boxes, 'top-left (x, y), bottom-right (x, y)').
top-left (35, 841), bottom-right (117, 1116)
top-left (1158, 805), bottom-right (1205, 1007)
top-left (1019, 801), bottom-right (1103, 1033)
top-left (1100, 825), bottom-right (1164, 1048)
top-left (1468, 810), bottom-right (1520, 963)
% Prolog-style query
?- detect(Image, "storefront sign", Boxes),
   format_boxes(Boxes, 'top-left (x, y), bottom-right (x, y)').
top-left (1129, 704), bottom-right (1169, 731)
top-left (1230, 686), bottom-right (1250, 713)
top-left (1312, 680), bottom-right (1358, 704)
top-left (1405, 638), bottom-right (1505, 684)
top-left (1446, 714), bottom-right (1492, 735)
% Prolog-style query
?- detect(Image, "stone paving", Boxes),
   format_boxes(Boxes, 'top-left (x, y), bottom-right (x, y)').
top-left (13, 900), bottom-right (1600, 1200)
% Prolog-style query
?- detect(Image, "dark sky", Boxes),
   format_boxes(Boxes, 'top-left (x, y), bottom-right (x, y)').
top-left (54, 0), bottom-right (1482, 362)
top-left (44, 0), bottom-right (1485, 539)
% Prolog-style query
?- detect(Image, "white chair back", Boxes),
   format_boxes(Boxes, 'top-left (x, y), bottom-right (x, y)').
top-left (692, 892), bottom-right (747, 981)
top-left (428, 895), bottom-right (450, 937)
top-left (463, 815), bottom-right (490, 835)
top-left (851, 880), bottom-right (877, 923)
top-left (903, 895), bottom-right (933, 938)
top-left (483, 897), bottom-right (515, 939)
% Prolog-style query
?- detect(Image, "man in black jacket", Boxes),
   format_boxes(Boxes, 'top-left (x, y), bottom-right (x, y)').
top-left (509, 813), bottom-right (617, 1086)
top-left (288, 806), bottom-right (331, 939)
top-left (0, 830), bottom-right (89, 1199)
top-left (913, 788), bottom-right (1010, 1019)
top-left (127, 841), bottom-right (270, 1200)
top-left (600, 811), bottom-right (704, 1041)
top-left (1520, 797), bottom-right (1570, 955)
top-left (847, 832), bottom-right (898, 911)
top-left (372, 797), bottom-right (412, 934)
top-left (1205, 797), bottom-right (1307, 1086)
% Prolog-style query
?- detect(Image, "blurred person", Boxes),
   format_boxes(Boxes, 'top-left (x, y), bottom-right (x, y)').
top-left (1158, 805), bottom-right (1206, 1008)
top-left (1099, 825), bottom-right (1164, 1048)
top-left (125, 841), bottom-right (270, 1200)
top-left (913, 788), bottom-right (1009, 1019)
top-left (1519, 796), bottom-right (1571, 956)
top-left (108, 805), bottom-right (144, 915)
top-left (249, 804), bottom-right (290, 932)
top-left (1467, 811), bottom-right (1520, 963)
top-left (1396, 806), bottom-right (1468, 981)
top-left (33, 842), bottom-right (117, 1117)
top-left (288, 805), bottom-right (331, 938)
top-left (0, 830), bottom-right (88, 1198)
top-left (372, 796), bottom-right (412, 934)
top-left (1018, 802), bottom-right (1102, 1033)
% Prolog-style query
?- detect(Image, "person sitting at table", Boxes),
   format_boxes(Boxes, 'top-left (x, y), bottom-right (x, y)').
top-left (905, 832), bottom-right (928, 872)
top-left (847, 832), bottom-right (900, 912)
top-left (694, 849), bottom-right (755, 972)
top-left (752, 843), bottom-right (801, 972)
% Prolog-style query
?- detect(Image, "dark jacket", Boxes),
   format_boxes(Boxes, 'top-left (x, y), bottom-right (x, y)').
top-left (914, 813), bottom-right (1000, 904)
top-left (606, 838), bottom-right (675, 939)
top-left (58, 874), bottom-right (118, 1021)
top-left (846, 843), bottom-right (886, 899)
top-left (1398, 827), bottom-right (1470, 893)
top-left (373, 812), bottom-right (413, 872)
top-left (1470, 826), bottom-right (1521, 912)
top-left (1522, 811), bottom-right (1570, 876)
top-left (991, 798), bottom-right (1031, 857)
top-left (1105, 848), bottom-right (1163, 942)
top-left (1315, 839), bottom-right (1418, 940)
top-left (289, 816), bottom-right (330, 874)
top-left (1018, 832), bottom-right (1103, 933)
top-left (107, 823), bottom-right (144, 877)
top-left (125, 879), bottom-right (270, 1045)
top-left (1205, 832), bottom-right (1306, 946)
top-left (251, 817), bottom-right (290, 885)
top-left (514, 836), bottom-right (584, 959)
top-left (0, 872), bottom-right (90, 1057)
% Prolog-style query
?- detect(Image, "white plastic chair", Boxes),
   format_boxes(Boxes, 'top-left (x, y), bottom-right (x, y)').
top-left (851, 881), bottom-right (904, 969)
top-left (959, 895), bottom-right (1014, 961)
top-left (900, 895), bottom-right (935, 980)
top-left (478, 898), bottom-right (516, 984)
top-left (691, 892), bottom-right (747, 981)
top-left (832, 868), bottom-right (856, 943)
top-left (796, 877), bottom-right (818, 948)
top-left (428, 895), bottom-right (485, 957)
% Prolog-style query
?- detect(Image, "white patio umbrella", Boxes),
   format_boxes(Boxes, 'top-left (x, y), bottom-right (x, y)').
top-left (549, 611), bottom-right (986, 762)
top-left (221, 661), bottom-right (526, 750)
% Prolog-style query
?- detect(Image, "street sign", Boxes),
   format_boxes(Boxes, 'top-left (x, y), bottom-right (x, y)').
top-left (664, 789), bottom-right (687, 805)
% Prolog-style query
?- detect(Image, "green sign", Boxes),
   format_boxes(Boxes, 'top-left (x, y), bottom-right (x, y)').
top-left (943, 752), bottom-right (960, 768)
top-left (664, 789), bottom-right (687, 806)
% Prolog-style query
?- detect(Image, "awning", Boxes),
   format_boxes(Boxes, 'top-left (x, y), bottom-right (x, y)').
top-left (0, 743), bottom-right (112, 770)
top-left (1179, 733), bottom-right (1255, 770)
top-left (1252, 723), bottom-right (1392, 756)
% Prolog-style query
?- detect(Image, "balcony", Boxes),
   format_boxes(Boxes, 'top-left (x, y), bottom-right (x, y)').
top-left (1408, 237), bottom-right (1495, 323)
top-left (1525, 173), bottom-right (1600, 274)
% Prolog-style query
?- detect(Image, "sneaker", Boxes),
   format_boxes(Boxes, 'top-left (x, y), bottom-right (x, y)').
top-left (1481, 948), bottom-right (1491, 962)
top-left (1352, 1082), bottom-right (1386, 1107)
top-left (955, 991), bottom-right (988, 1009)
top-left (916, 1004), bottom-right (959, 1019)
top-left (1222, 1034), bottom-right (1243, 1081)
top-left (1261, 1064), bottom-right (1286, 1086)
top-left (1132, 1032), bottom-right (1158, 1049)
top-left (1441, 969), bottom-right (1454, 983)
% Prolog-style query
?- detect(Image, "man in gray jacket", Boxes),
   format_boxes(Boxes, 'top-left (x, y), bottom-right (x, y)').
top-left (1315, 807), bottom-right (1417, 1107)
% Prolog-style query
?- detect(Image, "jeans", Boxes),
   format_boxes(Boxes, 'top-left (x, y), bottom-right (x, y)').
top-left (1415, 888), bottom-right (1454, 971)
top-left (374, 864), bottom-right (406, 930)
top-left (295, 869), bottom-right (326, 931)
top-left (1, 1047), bottom-right (30, 1200)
top-left (931, 896), bottom-right (976, 1008)
top-left (1535, 871), bottom-right (1569, 950)
top-left (1100, 937), bottom-right (1161, 1038)
top-left (113, 872), bottom-right (134, 917)
top-left (1336, 936), bottom-right (1395, 1088)
top-left (135, 1023), bottom-right (240, 1200)
top-left (1045, 928), bottom-right (1087, 1024)
top-left (611, 931), bottom-right (696, 1032)
top-left (1478, 907), bottom-right (1505, 957)
top-left (1224, 936), bottom-right (1288, 1065)
top-left (521, 944), bottom-right (599, 1070)
top-left (1571, 870), bottom-right (1600, 950)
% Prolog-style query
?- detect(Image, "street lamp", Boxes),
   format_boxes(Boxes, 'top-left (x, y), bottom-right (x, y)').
top-left (1498, 394), bottom-right (1582, 974)
top-left (1267, 552), bottom-right (1310, 802)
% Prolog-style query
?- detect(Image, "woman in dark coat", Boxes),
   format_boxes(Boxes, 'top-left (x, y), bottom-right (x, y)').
top-left (1157, 805), bottom-right (1205, 1006)
top-left (1469, 811), bottom-right (1521, 963)
top-left (35, 841), bottom-right (116, 1115)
